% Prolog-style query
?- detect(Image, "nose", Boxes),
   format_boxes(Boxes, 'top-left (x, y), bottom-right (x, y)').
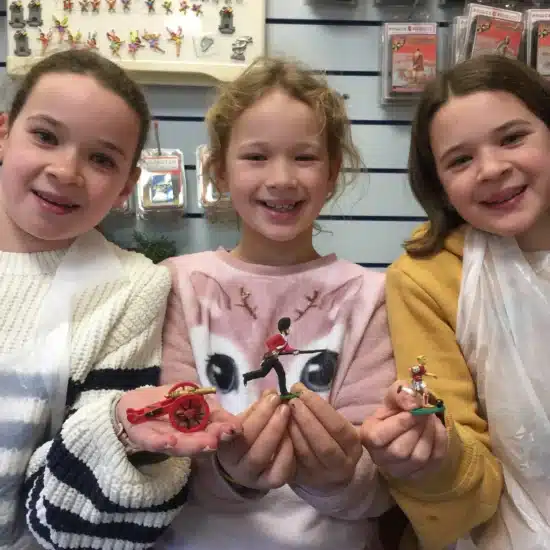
top-left (476, 148), bottom-right (511, 183)
top-left (266, 157), bottom-right (297, 190)
top-left (45, 147), bottom-right (84, 187)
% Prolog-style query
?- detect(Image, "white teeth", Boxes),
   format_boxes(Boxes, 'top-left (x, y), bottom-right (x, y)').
top-left (264, 202), bottom-right (296, 211)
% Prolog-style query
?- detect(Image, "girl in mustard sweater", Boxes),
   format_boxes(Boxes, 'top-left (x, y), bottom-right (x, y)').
top-left (362, 55), bottom-right (550, 550)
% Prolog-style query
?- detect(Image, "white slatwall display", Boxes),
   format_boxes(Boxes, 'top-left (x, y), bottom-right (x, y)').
top-left (0, 0), bottom-right (461, 269)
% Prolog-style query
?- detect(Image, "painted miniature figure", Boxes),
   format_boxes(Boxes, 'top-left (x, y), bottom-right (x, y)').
top-left (167, 26), bottom-right (183, 57)
top-left (63, 0), bottom-right (74, 12)
top-left (67, 29), bottom-right (82, 49)
top-left (106, 0), bottom-right (116, 12)
top-left (142, 30), bottom-right (165, 53)
top-left (243, 317), bottom-right (299, 397)
top-left (162, 0), bottom-right (172, 14)
top-left (106, 30), bottom-right (124, 57)
top-left (231, 36), bottom-right (253, 61)
top-left (13, 29), bottom-right (31, 56)
top-left (121, 0), bottom-right (131, 12)
top-left (145, 0), bottom-right (155, 13)
top-left (27, 0), bottom-right (43, 27)
top-left (397, 355), bottom-right (445, 415)
top-left (37, 28), bottom-right (52, 55)
top-left (126, 382), bottom-right (216, 433)
top-left (179, 1), bottom-right (189, 14)
top-left (79, 0), bottom-right (90, 12)
top-left (192, 3), bottom-right (202, 15)
top-left (87, 31), bottom-right (98, 49)
top-left (128, 30), bottom-right (144, 58)
top-left (219, 6), bottom-right (235, 34)
top-left (91, 0), bottom-right (100, 12)
top-left (9, 1), bottom-right (26, 29)
top-left (53, 15), bottom-right (69, 43)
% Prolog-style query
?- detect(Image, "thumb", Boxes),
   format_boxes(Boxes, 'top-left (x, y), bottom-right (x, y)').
top-left (384, 380), bottom-right (423, 412)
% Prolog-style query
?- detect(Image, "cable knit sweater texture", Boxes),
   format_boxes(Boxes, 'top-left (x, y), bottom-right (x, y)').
top-left (0, 234), bottom-right (191, 550)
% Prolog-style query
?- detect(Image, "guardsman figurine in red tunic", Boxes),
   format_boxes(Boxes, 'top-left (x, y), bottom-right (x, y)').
top-left (243, 317), bottom-right (299, 396)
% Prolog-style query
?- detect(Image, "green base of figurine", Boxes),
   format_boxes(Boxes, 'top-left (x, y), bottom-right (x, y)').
top-left (280, 392), bottom-right (301, 401)
top-left (410, 404), bottom-right (445, 416)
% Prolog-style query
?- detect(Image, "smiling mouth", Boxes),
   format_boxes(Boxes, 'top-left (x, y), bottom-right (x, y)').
top-left (481, 185), bottom-right (527, 206)
top-left (32, 190), bottom-right (80, 210)
top-left (260, 200), bottom-right (304, 212)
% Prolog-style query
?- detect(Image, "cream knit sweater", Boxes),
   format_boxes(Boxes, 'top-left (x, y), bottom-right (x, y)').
top-left (0, 234), bottom-right (190, 550)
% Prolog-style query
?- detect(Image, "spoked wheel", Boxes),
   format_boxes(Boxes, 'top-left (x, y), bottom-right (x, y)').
top-left (170, 395), bottom-right (211, 433)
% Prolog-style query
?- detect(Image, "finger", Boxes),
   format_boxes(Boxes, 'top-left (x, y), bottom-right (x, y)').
top-left (244, 404), bottom-right (291, 477)
top-left (406, 414), bottom-right (436, 472)
top-left (288, 418), bottom-right (323, 473)
top-left (385, 381), bottom-right (423, 412)
top-left (407, 417), bottom-right (448, 480)
top-left (382, 418), bottom-right (426, 465)
top-left (240, 389), bottom-right (278, 423)
top-left (288, 398), bottom-right (350, 469)
top-left (360, 411), bottom-right (423, 449)
top-left (291, 384), bottom-right (358, 452)
top-left (257, 434), bottom-right (296, 490)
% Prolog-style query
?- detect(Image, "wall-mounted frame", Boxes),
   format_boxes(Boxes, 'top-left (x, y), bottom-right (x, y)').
top-left (6, 0), bottom-right (266, 86)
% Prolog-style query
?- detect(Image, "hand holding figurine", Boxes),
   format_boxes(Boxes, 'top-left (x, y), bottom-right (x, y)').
top-left (288, 383), bottom-right (362, 491)
top-left (360, 381), bottom-right (448, 480)
top-left (116, 384), bottom-right (242, 456)
top-left (216, 391), bottom-right (296, 491)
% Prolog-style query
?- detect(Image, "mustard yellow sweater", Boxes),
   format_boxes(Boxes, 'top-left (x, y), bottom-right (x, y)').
top-left (385, 225), bottom-right (504, 550)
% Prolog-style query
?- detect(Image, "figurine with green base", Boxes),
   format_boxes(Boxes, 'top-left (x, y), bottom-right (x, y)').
top-left (397, 355), bottom-right (445, 416)
top-left (242, 317), bottom-right (325, 400)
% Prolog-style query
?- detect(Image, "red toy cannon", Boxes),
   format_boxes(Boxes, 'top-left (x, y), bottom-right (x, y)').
top-left (126, 382), bottom-right (216, 433)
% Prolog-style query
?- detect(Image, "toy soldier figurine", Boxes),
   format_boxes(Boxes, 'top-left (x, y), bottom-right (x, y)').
top-left (243, 317), bottom-right (299, 396)
top-left (398, 355), bottom-right (441, 408)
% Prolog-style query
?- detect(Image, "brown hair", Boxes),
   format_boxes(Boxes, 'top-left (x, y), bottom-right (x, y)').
top-left (406, 54), bottom-right (550, 257)
top-left (8, 49), bottom-right (150, 168)
top-left (204, 55), bottom-right (362, 198)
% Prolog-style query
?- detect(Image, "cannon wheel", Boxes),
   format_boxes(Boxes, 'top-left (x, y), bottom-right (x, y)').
top-left (170, 394), bottom-right (211, 433)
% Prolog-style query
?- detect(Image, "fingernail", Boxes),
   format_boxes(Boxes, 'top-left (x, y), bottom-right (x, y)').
top-left (269, 394), bottom-right (279, 403)
top-left (202, 446), bottom-right (216, 453)
top-left (220, 432), bottom-right (235, 442)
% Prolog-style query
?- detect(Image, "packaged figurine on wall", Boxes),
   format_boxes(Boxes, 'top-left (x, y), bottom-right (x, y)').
top-left (526, 8), bottom-right (550, 77)
top-left (380, 22), bottom-right (438, 104)
top-left (196, 144), bottom-right (235, 222)
top-left (7, 0), bottom-right (266, 86)
top-left (450, 15), bottom-right (468, 66)
top-left (458, 2), bottom-right (524, 63)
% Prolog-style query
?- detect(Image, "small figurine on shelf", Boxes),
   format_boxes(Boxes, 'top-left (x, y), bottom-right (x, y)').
top-left (79, 0), bottom-right (90, 12)
top-left (145, 0), bottom-right (155, 13)
top-left (162, 0), bottom-right (172, 13)
top-left (37, 28), bottom-right (52, 55)
top-left (167, 26), bottom-right (183, 57)
top-left (63, 0), bottom-right (73, 12)
top-left (397, 355), bottom-right (445, 416)
top-left (53, 15), bottom-right (69, 43)
top-left (179, 1), bottom-right (189, 14)
top-left (143, 30), bottom-right (165, 53)
top-left (13, 29), bottom-right (31, 56)
top-left (91, 0), bottom-right (100, 12)
top-left (106, 0), bottom-right (116, 12)
top-left (27, 0), bottom-right (43, 27)
top-left (219, 6), bottom-right (235, 34)
top-left (127, 382), bottom-right (216, 433)
top-left (121, 0), bottom-right (131, 12)
top-left (128, 30), bottom-right (144, 58)
top-left (9, 1), bottom-right (26, 29)
top-left (107, 30), bottom-right (124, 57)
top-left (192, 3), bottom-right (202, 15)
top-left (231, 36), bottom-right (253, 61)
top-left (87, 31), bottom-right (98, 49)
top-left (67, 29), bottom-right (82, 48)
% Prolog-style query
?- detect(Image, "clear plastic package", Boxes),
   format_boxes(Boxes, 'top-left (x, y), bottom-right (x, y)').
top-left (380, 22), bottom-right (438, 104)
top-left (526, 8), bottom-right (550, 76)
top-left (136, 148), bottom-right (186, 220)
top-left (450, 16), bottom-right (469, 66)
top-left (459, 2), bottom-right (524, 63)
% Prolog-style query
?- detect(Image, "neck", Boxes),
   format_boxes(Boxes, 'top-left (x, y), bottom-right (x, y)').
top-left (516, 211), bottom-right (550, 252)
top-left (231, 225), bottom-right (320, 267)
top-left (0, 195), bottom-right (73, 253)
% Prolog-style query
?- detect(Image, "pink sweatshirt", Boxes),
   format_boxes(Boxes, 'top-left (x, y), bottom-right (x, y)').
top-left (156, 249), bottom-right (395, 550)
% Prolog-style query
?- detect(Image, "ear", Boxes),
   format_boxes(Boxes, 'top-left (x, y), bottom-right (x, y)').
top-left (317, 275), bottom-right (363, 321)
top-left (113, 166), bottom-right (140, 208)
top-left (0, 113), bottom-right (10, 162)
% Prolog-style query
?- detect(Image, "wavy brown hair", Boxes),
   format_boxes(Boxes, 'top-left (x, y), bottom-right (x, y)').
top-left (406, 54), bottom-right (550, 257)
top-left (204, 55), bottom-right (362, 199)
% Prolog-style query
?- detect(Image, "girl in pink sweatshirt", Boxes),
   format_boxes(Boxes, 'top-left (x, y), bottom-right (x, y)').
top-left (157, 56), bottom-right (396, 550)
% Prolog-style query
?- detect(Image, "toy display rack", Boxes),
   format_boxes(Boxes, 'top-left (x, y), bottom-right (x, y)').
top-left (6, 0), bottom-right (266, 86)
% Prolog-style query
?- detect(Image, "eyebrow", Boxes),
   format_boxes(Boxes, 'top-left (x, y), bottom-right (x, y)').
top-left (439, 118), bottom-right (531, 162)
top-left (27, 114), bottom-right (127, 158)
top-left (238, 140), bottom-right (322, 149)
